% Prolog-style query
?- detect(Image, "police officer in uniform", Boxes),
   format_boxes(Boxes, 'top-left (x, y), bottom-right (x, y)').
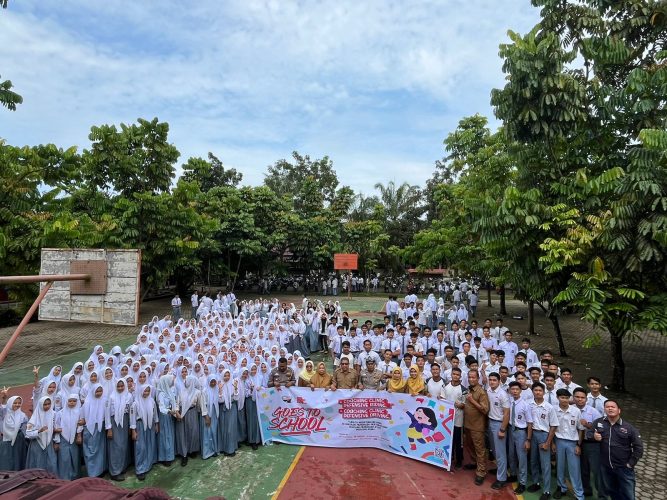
top-left (268, 357), bottom-right (296, 389)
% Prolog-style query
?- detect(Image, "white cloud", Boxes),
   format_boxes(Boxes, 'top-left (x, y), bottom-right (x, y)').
top-left (0, 0), bottom-right (539, 193)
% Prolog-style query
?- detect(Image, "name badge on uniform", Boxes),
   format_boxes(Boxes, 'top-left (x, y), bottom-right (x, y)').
top-left (494, 401), bottom-right (499, 406)
top-left (620, 427), bottom-right (628, 434)
top-left (540, 413), bottom-right (546, 419)
top-left (518, 415), bottom-right (522, 420)
top-left (570, 420), bottom-right (575, 426)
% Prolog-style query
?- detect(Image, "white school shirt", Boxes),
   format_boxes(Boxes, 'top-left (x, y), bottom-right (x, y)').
top-left (487, 386), bottom-right (510, 421)
top-left (529, 400), bottom-right (559, 432)
top-left (509, 397), bottom-right (534, 429)
top-left (442, 383), bottom-right (465, 427)
top-left (378, 360), bottom-right (397, 375)
top-left (191, 294), bottom-right (199, 307)
top-left (171, 297), bottom-right (182, 307)
top-left (555, 405), bottom-right (584, 441)
top-left (426, 377), bottom-right (446, 399)
top-left (586, 393), bottom-right (608, 413)
top-left (380, 338), bottom-right (400, 356)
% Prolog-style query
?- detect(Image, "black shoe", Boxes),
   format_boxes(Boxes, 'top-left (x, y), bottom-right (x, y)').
top-left (136, 473), bottom-right (146, 481)
top-left (553, 490), bottom-right (563, 499)
top-left (224, 451), bottom-right (236, 457)
top-left (463, 463), bottom-right (477, 470)
top-left (514, 484), bottom-right (526, 494)
top-left (491, 480), bottom-right (505, 490)
top-left (488, 468), bottom-right (498, 475)
top-left (528, 484), bottom-right (542, 493)
top-left (454, 462), bottom-right (462, 470)
top-left (110, 474), bottom-right (125, 481)
top-left (181, 457), bottom-right (188, 466)
top-left (474, 476), bottom-right (485, 486)
top-left (583, 491), bottom-right (593, 497)
top-left (251, 444), bottom-right (258, 450)
top-left (539, 494), bottom-right (551, 500)
top-left (507, 475), bottom-right (518, 483)
top-left (162, 460), bottom-right (173, 467)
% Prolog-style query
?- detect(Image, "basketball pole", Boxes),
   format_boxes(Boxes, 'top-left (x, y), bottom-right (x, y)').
top-left (0, 274), bottom-right (90, 366)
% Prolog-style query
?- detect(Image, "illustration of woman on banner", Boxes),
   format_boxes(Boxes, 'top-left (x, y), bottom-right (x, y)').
top-left (406, 407), bottom-right (437, 451)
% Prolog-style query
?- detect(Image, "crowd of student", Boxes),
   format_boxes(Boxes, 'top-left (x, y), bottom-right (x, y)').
top-left (0, 293), bottom-right (643, 500)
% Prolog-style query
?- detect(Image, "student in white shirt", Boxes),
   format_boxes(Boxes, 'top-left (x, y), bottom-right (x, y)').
top-left (355, 340), bottom-right (382, 373)
top-left (528, 382), bottom-right (559, 498)
top-left (553, 389), bottom-right (585, 500)
top-left (493, 319), bottom-right (509, 342)
top-left (554, 368), bottom-right (582, 394)
top-left (498, 331), bottom-right (519, 371)
top-left (425, 363), bottom-right (446, 399)
top-left (572, 388), bottom-right (603, 497)
top-left (486, 373), bottom-right (510, 489)
top-left (507, 381), bottom-right (534, 494)
top-left (519, 338), bottom-right (540, 368)
top-left (377, 350), bottom-right (397, 378)
top-left (585, 376), bottom-right (607, 414)
top-left (441, 367), bottom-right (465, 468)
top-left (380, 329), bottom-right (401, 363)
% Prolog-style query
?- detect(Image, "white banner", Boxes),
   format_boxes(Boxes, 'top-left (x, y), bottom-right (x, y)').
top-left (256, 387), bottom-right (455, 470)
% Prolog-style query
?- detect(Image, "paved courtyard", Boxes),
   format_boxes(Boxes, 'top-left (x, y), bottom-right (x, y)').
top-left (0, 293), bottom-right (664, 499)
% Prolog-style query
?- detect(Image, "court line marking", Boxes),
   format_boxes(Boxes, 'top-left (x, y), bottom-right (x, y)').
top-left (271, 446), bottom-right (305, 500)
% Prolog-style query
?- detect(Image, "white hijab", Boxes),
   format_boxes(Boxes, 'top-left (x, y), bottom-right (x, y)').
top-left (178, 375), bottom-right (199, 416)
top-left (81, 383), bottom-right (106, 434)
top-left (59, 394), bottom-right (81, 444)
top-left (109, 378), bottom-right (132, 426)
top-left (134, 385), bottom-right (156, 431)
top-left (2, 396), bottom-right (27, 445)
top-left (28, 396), bottom-right (55, 450)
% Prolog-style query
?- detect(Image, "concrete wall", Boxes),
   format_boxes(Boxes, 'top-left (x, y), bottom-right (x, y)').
top-left (38, 249), bottom-right (141, 326)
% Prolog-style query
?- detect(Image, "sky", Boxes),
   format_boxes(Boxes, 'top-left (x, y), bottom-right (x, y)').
top-left (0, 0), bottom-right (540, 194)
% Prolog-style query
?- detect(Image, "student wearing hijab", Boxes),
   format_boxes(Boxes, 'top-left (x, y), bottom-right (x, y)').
top-left (236, 369), bottom-right (249, 444)
top-left (174, 375), bottom-right (202, 466)
top-left (130, 385), bottom-right (159, 480)
top-left (81, 384), bottom-right (109, 478)
top-left (25, 396), bottom-right (58, 474)
top-left (218, 369), bottom-right (240, 457)
top-left (309, 362), bottom-right (333, 390)
top-left (245, 365), bottom-right (262, 450)
top-left (156, 375), bottom-right (178, 466)
top-left (107, 377), bottom-right (133, 481)
top-left (0, 392), bottom-right (28, 471)
top-left (55, 394), bottom-right (82, 480)
top-left (298, 360), bottom-right (316, 387)
top-left (406, 366), bottom-right (426, 396)
top-left (387, 367), bottom-right (408, 393)
top-left (201, 374), bottom-right (220, 459)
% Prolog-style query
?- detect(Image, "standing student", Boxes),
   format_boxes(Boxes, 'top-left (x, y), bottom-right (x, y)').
top-left (0, 393), bottom-right (28, 471)
top-left (201, 374), bottom-right (220, 459)
top-left (81, 384), bottom-right (109, 478)
top-left (572, 388), bottom-right (603, 497)
top-left (442, 367), bottom-right (465, 469)
top-left (245, 365), bottom-right (262, 450)
top-left (486, 372), bottom-right (510, 490)
top-left (55, 394), bottom-right (82, 480)
top-left (156, 375), bottom-right (177, 466)
top-left (527, 382), bottom-right (559, 498)
top-left (507, 381), bottom-right (533, 494)
top-left (174, 375), bottom-right (202, 466)
top-left (586, 377), bottom-right (608, 413)
top-left (107, 378), bottom-right (132, 481)
top-left (553, 389), bottom-right (585, 500)
top-left (25, 396), bottom-right (58, 475)
top-left (593, 400), bottom-right (643, 500)
top-left (218, 369), bottom-right (240, 457)
top-left (171, 294), bottom-right (182, 320)
top-left (463, 370), bottom-right (490, 486)
top-left (130, 385), bottom-right (159, 480)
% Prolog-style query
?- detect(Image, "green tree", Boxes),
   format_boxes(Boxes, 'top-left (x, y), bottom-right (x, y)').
top-left (491, 0), bottom-right (667, 389)
top-left (181, 152), bottom-right (242, 192)
top-left (0, 76), bottom-right (22, 111)
top-left (374, 180), bottom-right (425, 248)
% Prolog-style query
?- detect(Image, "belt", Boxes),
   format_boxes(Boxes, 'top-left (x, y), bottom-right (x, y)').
top-left (489, 418), bottom-right (502, 423)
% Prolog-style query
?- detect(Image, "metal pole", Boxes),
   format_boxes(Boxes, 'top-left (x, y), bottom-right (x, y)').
top-left (0, 274), bottom-right (89, 284)
top-left (0, 281), bottom-right (53, 366)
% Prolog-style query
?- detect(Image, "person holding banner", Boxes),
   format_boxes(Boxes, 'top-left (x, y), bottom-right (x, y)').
top-left (406, 367), bottom-right (426, 396)
top-left (387, 367), bottom-right (407, 393)
top-left (358, 358), bottom-right (384, 390)
top-left (309, 362), bottom-right (333, 390)
top-left (330, 358), bottom-right (359, 390)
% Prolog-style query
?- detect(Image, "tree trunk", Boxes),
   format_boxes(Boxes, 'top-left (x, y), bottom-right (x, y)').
top-left (231, 255), bottom-right (242, 292)
top-left (609, 328), bottom-right (626, 391)
top-left (499, 285), bottom-right (507, 315)
top-left (486, 281), bottom-right (492, 307)
top-left (549, 312), bottom-right (567, 357)
top-left (528, 300), bottom-right (535, 335)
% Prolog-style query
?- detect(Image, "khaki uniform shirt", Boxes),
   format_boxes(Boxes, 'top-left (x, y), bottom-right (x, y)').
top-left (268, 367), bottom-right (296, 387)
top-left (359, 369), bottom-right (384, 390)
top-left (332, 369), bottom-right (359, 389)
top-left (464, 384), bottom-right (490, 432)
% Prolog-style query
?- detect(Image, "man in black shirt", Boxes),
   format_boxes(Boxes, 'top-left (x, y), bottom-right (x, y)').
top-left (593, 400), bottom-right (643, 500)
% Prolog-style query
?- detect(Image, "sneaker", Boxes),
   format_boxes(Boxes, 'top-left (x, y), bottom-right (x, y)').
top-left (491, 480), bottom-right (505, 490)
top-left (528, 484), bottom-right (542, 493)
top-left (474, 476), bottom-right (485, 486)
top-left (514, 484), bottom-right (526, 494)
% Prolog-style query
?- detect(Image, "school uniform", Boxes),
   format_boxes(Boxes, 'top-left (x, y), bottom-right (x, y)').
top-left (0, 397), bottom-right (28, 471)
top-left (55, 398), bottom-right (82, 480)
top-left (130, 389), bottom-right (159, 476)
top-left (507, 397), bottom-right (533, 488)
top-left (554, 404), bottom-right (585, 499)
top-left (529, 399), bottom-right (559, 496)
